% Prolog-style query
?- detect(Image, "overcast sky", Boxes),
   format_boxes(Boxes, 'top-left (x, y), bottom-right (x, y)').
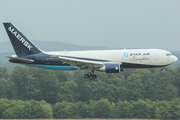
top-left (0, 0), bottom-right (179, 51)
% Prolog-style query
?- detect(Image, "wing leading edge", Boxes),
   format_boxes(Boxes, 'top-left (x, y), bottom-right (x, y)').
top-left (52, 56), bottom-right (117, 70)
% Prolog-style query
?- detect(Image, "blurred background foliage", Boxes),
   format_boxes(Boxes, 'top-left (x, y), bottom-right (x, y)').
top-left (0, 66), bottom-right (180, 119)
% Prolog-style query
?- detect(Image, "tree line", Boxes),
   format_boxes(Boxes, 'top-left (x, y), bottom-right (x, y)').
top-left (0, 66), bottom-right (180, 119)
top-left (0, 98), bottom-right (180, 120)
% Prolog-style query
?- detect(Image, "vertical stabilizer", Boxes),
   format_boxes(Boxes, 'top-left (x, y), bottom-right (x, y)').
top-left (3, 23), bottom-right (42, 56)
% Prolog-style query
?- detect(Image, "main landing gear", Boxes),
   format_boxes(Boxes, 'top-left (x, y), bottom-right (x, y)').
top-left (160, 67), bottom-right (164, 76)
top-left (84, 70), bottom-right (97, 80)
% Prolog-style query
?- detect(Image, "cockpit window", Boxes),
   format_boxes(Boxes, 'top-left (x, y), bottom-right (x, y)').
top-left (166, 53), bottom-right (172, 56)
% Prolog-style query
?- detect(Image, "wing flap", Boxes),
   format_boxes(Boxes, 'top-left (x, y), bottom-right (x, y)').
top-left (52, 56), bottom-right (105, 68)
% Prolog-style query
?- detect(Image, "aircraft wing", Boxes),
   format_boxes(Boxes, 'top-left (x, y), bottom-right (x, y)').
top-left (52, 56), bottom-right (106, 69)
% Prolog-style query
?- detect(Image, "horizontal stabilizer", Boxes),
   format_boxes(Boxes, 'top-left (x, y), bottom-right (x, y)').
top-left (5, 56), bottom-right (34, 63)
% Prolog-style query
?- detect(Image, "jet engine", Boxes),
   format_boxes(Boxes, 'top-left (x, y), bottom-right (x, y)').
top-left (97, 64), bottom-right (121, 73)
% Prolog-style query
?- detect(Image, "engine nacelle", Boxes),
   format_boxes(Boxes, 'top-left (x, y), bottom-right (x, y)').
top-left (97, 64), bottom-right (121, 73)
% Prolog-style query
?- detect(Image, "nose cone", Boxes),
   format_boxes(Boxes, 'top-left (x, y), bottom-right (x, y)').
top-left (173, 56), bottom-right (178, 63)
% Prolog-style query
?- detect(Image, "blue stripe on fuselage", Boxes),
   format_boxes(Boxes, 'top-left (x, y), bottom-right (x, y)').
top-left (26, 64), bottom-right (78, 70)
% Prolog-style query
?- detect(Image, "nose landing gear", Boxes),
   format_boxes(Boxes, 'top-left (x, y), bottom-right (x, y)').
top-left (160, 67), bottom-right (164, 76)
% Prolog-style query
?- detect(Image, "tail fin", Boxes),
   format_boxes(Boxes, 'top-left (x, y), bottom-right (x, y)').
top-left (3, 23), bottom-right (42, 56)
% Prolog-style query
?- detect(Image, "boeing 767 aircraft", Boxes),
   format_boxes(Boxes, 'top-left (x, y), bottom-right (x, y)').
top-left (3, 23), bottom-right (178, 79)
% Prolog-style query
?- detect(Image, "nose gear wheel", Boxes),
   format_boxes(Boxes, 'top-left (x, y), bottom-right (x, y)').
top-left (160, 67), bottom-right (164, 76)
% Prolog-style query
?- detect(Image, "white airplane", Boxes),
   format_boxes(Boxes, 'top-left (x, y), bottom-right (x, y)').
top-left (3, 23), bottom-right (178, 79)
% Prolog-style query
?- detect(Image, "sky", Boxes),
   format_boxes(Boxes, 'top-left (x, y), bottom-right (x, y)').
top-left (0, 0), bottom-right (180, 51)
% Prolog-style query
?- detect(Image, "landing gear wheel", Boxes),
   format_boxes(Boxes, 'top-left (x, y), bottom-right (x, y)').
top-left (84, 70), bottom-right (97, 80)
top-left (160, 67), bottom-right (164, 76)
top-left (89, 74), bottom-right (97, 80)
top-left (84, 74), bottom-right (89, 78)
top-left (93, 74), bottom-right (97, 79)
top-left (89, 76), bottom-right (94, 80)
top-left (160, 72), bottom-right (163, 76)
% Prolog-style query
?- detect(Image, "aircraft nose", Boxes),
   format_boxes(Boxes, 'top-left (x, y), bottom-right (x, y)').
top-left (173, 56), bottom-right (178, 62)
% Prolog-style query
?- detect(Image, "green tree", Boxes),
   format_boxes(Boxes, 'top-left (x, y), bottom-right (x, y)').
top-left (106, 77), bottom-right (127, 103)
top-left (132, 99), bottom-right (154, 118)
top-left (0, 67), bottom-right (8, 79)
top-left (175, 67), bottom-right (180, 96)
top-left (76, 79), bottom-right (110, 103)
top-left (96, 72), bottom-right (109, 82)
top-left (132, 69), bottom-right (151, 81)
top-left (55, 71), bottom-right (70, 82)
top-left (53, 101), bottom-right (69, 118)
top-left (5, 79), bottom-right (18, 100)
top-left (2, 100), bottom-right (52, 119)
top-left (169, 98), bottom-right (180, 120)
top-left (116, 100), bottom-right (134, 118)
top-left (10, 66), bottom-right (59, 104)
top-left (0, 99), bottom-right (11, 118)
top-left (81, 99), bottom-right (96, 118)
top-left (73, 101), bottom-right (85, 118)
top-left (124, 74), bottom-right (145, 101)
top-left (156, 98), bottom-right (180, 120)
top-left (146, 69), bottom-right (178, 101)
top-left (29, 67), bottom-right (59, 104)
top-left (10, 66), bottom-right (36, 100)
top-left (155, 100), bottom-right (172, 120)
top-left (53, 101), bottom-right (83, 119)
top-left (56, 80), bottom-right (78, 102)
top-left (121, 69), bottom-right (135, 80)
top-left (0, 78), bottom-right (8, 99)
top-left (92, 99), bottom-right (111, 118)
